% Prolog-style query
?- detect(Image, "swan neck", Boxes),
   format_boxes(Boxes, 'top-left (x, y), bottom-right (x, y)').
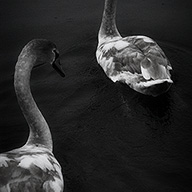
top-left (99, 0), bottom-right (120, 41)
top-left (14, 54), bottom-right (53, 151)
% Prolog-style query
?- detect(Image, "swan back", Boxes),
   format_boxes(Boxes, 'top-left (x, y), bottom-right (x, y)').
top-left (0, 145), bottom-right (64, 191)
top-left (97, 0), bottom-right (173, 96)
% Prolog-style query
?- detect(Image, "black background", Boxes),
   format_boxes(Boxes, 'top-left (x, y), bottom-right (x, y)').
top-left (1, 0), bottom-right (192, 191)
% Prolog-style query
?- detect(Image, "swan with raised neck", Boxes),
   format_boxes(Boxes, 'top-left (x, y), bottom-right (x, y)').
top-left (0, 39), bottom-right (64, 191)
top-left (14, 39), bottom-right (64, 151)
top-left (97, 0), bottom-right (173, 96)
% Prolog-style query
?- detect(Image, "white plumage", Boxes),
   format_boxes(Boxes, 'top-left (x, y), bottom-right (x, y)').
top-left (0, 146), bottom-right (63, 191)
top-left (96, 0), bottom-right (173, 96)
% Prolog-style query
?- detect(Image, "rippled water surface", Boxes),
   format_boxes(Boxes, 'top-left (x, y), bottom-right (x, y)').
top-left (1, 0), bottom-right (192, 191)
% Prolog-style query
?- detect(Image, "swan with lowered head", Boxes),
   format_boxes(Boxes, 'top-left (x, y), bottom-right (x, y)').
top-left (0, 39), bottom-right (64, 191)
top-left (96, 0), bottom-right (173, 96)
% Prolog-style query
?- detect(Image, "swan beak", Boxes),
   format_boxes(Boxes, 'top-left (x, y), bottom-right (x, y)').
top-left (52, 59), bottom-right (65, 77)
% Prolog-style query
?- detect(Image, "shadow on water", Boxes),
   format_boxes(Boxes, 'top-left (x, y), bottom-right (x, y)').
top-left (114, 39), bottom-right (192, 135)
top-left (117, 82), bottom-right (173, 135)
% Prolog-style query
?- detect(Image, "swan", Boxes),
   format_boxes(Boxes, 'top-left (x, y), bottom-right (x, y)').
top-left (0, 39), bottom-right (64, 191)
top-left (96, 0), bottom-right (173, 96)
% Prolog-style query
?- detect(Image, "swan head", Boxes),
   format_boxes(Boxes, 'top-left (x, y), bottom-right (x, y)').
top-left (20, 39), bottom-right (65, 77)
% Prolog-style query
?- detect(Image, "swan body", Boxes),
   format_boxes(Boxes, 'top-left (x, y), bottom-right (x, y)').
top-left (0, 39), bottom-right (64, 191)
top-left (96, 0), bottom-right (173, 96)
top-left (0, 146), bottom-right (63, 191)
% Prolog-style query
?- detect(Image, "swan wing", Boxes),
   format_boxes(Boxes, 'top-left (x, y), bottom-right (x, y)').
top-left (127, 36), bottom-right (172, 80)
top-left (97, 36), bottom-right (172, 81)
top-left (96, 39), bottom-right (142, 77)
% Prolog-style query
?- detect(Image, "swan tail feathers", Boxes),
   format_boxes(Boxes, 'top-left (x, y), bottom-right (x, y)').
top-left (140, 56), bottom-right (172, 82)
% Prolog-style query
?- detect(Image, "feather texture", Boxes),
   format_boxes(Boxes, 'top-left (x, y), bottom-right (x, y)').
top-left (0, 146), bottom-right (63, 192)
top-left (97, 0), bottom-right (173, 96)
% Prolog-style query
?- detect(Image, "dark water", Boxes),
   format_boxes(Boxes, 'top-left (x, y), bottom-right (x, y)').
top-left (1, 0), bottom-right (192, 191)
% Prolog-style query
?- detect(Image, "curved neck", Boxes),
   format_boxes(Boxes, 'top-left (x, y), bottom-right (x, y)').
top-left (99, 0), bottom-right (120, 43)
top-left (14, 53), bottom-right (53, 151)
